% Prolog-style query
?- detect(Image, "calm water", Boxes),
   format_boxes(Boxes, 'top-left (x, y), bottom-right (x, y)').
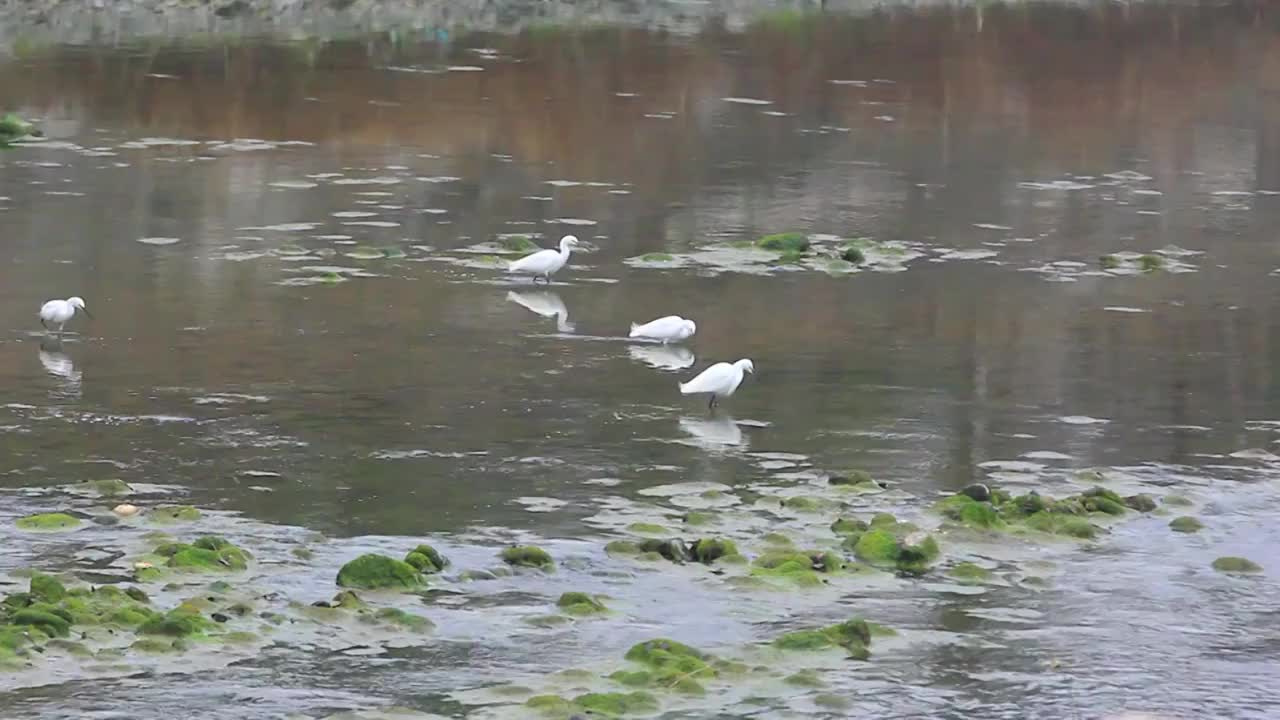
top-left (2, 1), bottom-right (1280, 718)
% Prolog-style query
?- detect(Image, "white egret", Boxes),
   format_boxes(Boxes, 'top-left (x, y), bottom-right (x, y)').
top-left (678, 358), bottom-right (754, 409)
top-left (628, 344), bottom-right (695, 371)
top-left (629, 315), bottom-right (696, 344)
top-left (39, 296), bottom-right (90, 334)
top-left (506, 290), bottom-right (574, 332)
top-left (508, 235), bottom-right (580, 283)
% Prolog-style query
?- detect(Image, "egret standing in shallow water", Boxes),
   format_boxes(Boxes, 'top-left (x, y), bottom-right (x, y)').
top-left (507, 235), bottom-right (580, 283)
top-left (39, 296), bottom-right (90, 335)
top-left (629, 315), bottom-right (696, 344)
top-left (679, 358), bottom-right (754, 409)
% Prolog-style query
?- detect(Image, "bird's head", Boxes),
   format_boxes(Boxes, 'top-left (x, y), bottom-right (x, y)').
top-left (736, 359), bottom-right (754, 374)
top-left (68, 297), bottom-right (90, 317)
top-left (684, 319), bottom-right (697, 336)
top-left (560, 235), bottom-right (580, 251)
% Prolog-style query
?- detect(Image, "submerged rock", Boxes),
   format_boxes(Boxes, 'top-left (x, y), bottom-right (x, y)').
top-left (148, 505), bottom-right (202, 524)
top-left (501, 545), bottom-right (555, 571)
top-left (15, 513), bottom-right (81, 531)
top-left (688, 538), bottom-right (739, 564)
top-left (604, 540), bottom-right (640, 556)
top-left (165, 536), bottom-right (251, 572)
top-left (138, 607), bottom-right (216, 637)
top-left (336, 554), bottom-right (425, 590)
top-left (1124, 494), bottom-right (1159, 512)
top-left (774, 618), bottom-right (874, 660)
top-left (850, 523), bottom-right (940, 575)
top-left (1211, 557), bottom-right (1262, 574)
top-left (635, 539), bottom-right (690, 564)
top-left (756, 232), bottom-right (810, 253)
top-left (573, 692), bottom-right (658, 716)
top-left (1169, 516), bottom-right (1204, 533)
top-left (556, 592), bottom-right (608, 616)
top-left (361, 607), bottom-right (433, 633)
top-left (73, 478), bottom-right (134, 497)
top-left (947, 562), bottom-right (994, 584)
top-left (960, 483), bottom-right (991, 502)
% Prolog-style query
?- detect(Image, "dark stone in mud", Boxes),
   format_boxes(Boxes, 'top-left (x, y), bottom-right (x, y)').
top-left (689, 538), bottom-right (739, 564)
top-left (960, 483), bottom-right (991, 502)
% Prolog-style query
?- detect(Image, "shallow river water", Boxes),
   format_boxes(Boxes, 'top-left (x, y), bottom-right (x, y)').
top-left (2, 1), bottom-right (1280, 718)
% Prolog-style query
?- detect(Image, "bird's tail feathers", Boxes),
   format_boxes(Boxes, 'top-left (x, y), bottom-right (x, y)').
top-left (678, 381), bottom-right (690, 394)
top-left (629, 323), bottom-right (641, 337)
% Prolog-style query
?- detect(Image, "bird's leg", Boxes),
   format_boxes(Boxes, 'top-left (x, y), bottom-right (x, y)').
top-left (708, 395), bottom-right (717, 410)
top-left (40, 317), bottom-right (48, 331)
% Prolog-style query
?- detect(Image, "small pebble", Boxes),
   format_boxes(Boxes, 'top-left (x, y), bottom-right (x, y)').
top-left (113, 503), bottom-right (140, 517)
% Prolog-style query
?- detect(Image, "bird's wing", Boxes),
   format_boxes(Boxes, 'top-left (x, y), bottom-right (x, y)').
top-left (679, 363), bottom-right (731, 394)
top-left (38, 300), bottom-right (57, 317)
top-left (508, 249), bottom-right (554, 272)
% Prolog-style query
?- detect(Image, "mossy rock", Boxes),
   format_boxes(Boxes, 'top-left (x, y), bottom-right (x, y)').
top-left (636, 538), bottom-right (690, 563)
top-left (604, 540), bottom-right (640, 556)
top-left (681, 511), bottom-right (716, 526)
top-left (0, 114), bottom-right (35, 141)
top-left (148, 505), bottom-right (202, 524)
top-left (29, 573), bottom-right (66, 603)
top-left (840, 246), bottom-right (866, 264)
top-left (556, 592), bottom-right (608, 616)
top-left (1162, 495), bottom-right (1194, 507)
top-left (689, 538), bottom-right (739, 564)
top-left (1169, 516), bottom-right (1204, 533)
top-left (625, 522), bottom-right (669, 535)
top-left (15, 513), bottom-right (81, 531)
top-left (573, 691), bottom-right (659, 716)
top-left (499, 235), bottom-right (539, 254)
top-left (10, 608), bottom-right (72, 638)
top-left (852, 529), bottom-right (899, 566)
top-left (779, 495), bottom-right (833, 512)
top-left (336, 554), bottom-right (424, 590)
top-left (1138, 253), bottom-right (1164, 272)
top-left (525, 695), bottom-right (574, 716)
top-left (762, 532), bottom-right (794, 546)
top-left (1024, 512), bottom-right (1098, 539)
top-left (403, 544), bottom-right (448, 574)
top-left (814, 693), bottom-right (853, 710)
top-left (73, 478), bottom-right (134, 497)
top-left (1212, 557), bottom-right (1262, 574)
top-left (624, 638), bottom-right (715, 692)
top-left (751, 550), bottom-right (837, 586)
top-left (1123, 494), bottom-right (1158, 512)
top-left (1099, 254), bottom-right (1121, 269)
top-left (936, 495), bottom-right (1003, 529)
top-left (363, 607), bottom-right (433, 632)
top-left (774, 618), bottom-right (872, 660)
top-left (948, 562), bottom-right (993, 584)
top-left (167, 538), bottom-right (250, 572)
top-left (830, 517), bottom-right (868, 536)
top-left (757, 232), bottom-right (810, 253)
top-left (138, 607), bottom-right (215, 637)
top-left (501, 545), bottom-right (554, 571)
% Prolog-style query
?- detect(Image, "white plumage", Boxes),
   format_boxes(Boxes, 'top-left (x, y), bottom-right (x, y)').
top-left (679, 358), bottom-right (754, 409)
top-left (629, 315), bottom-right (696, 344)
top-left (507, 235), bottom-right (580, 282)
top-left (39, 296), bottom-right (89, 334)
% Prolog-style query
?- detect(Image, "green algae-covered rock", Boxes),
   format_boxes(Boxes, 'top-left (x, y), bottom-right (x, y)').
top-left (605, 540), bottom-right (640, 556)
top-left (336, 554), bottom-right (424, 590)
top-left (1169, 516), bottom-right (1204, 533)
top-left (138, 607), bottom-right (215, 637)
top-left (403, 544), bottom-right (448, 574)
top-left (828, 470), bottom-right (880, 489)
top-left (681, 511), bottom-right (716, 526)
top-left (556, 592), bottom-right (608, 616)
top-left (626, 522), bottom-right (669, 535)
top-left (499, 235), bottom-right (539, 254)
top-left (131, 637), bottom-right (184, 653)
top-left (574, 691), bottom-right (659, 716)
top-left (757, 232), bottom-right (810, 253)
top-left (936, 495), bottom-right (1003, 529)
top-left (149, 505), bottom-right (202, 524)
top-left (1212, 556), bottom-right (1262, 574)
top-left (689, 538), bottom-right (739, 564)
top-left (167, 537), bottom-right (250, 572)
top-left (784, 669), bottom-right (826, 687)
top-left (1163, 494), bottom-right (1194, 507)
top-left (0, 114), bottom-right (35, 143)
top-left (1081, 487), bottom-right (1127, 515)
top-left (11, 608), bottom-right (72, 637)
top-left (636, 539), bottom-right (690, 564)
top-left (624, 638), bottom-right (715, 693)
top-left (29, 573), bottom-right (66, 603)
top-left (830, 517), bottom-right (868, 536)
top-left (526, 695), bottom-right (575, 716)
top-left (15, 513), bottom-right (81, 531)
top-left (1124, 494), bottom-right (1158, 512)
top-left (774, 618), bottom-right (873, 660)
top-left (1024, 512), bottom-right (1098, 539)
top-left (852, 529), bottom-right (899, 565)
top-left (501, 545), bottom-right (555, 571)
top-left (948, 562), bottom-right (993, 584)
top-left (364, 607), bottom-right (433, 632)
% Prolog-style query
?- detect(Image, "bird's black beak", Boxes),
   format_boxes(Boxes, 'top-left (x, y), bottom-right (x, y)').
top-left (81, 308), bottom-right (93, 319)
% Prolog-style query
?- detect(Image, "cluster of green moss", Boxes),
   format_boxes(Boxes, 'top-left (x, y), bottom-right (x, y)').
top-left (403, 544), bottom-right (449, 574)
top-left (774, 618), bottom-right (874, 659)
top-left (152, 536), bottom-right (252, 573)
top-left (603, 537), bottom-right (741, 566)
top-left (751, 549), bottom-right (845, 586)
top-left (336, 554), bottom-right (425, 590)
top-left (613, 638), bottom-right (721, 695)
top-left (830, 513), bottom-right (939, 575)
top-left (935, 485), bottom-right (1156, 540)
top-left (501, 545), bottom-right (555, 571)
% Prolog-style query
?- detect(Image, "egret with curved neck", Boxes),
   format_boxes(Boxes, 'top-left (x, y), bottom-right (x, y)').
top-left (508, 235), bottom-right (580, 283)
top-left (679, 358), bottom-right (755, 409)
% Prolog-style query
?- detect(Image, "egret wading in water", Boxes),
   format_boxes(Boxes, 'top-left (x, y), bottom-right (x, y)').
top-left (508, 235), bottom-right (580, 283)
top-left (39, 297), bottom-right (90, 335)
top-left (679, 358), bottom-right (754, 409)
top-left (629, 315), bottom-right (696, 344)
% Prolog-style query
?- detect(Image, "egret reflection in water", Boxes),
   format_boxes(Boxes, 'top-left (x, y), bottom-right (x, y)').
top-left (678, 414), bottom-right (745, 449)
top-left (628, 343), bottom-right (695, 371)
top-left (506, 290), bottom-right (574, 332)
top-left (38, 339), bottom-right (82, 398)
